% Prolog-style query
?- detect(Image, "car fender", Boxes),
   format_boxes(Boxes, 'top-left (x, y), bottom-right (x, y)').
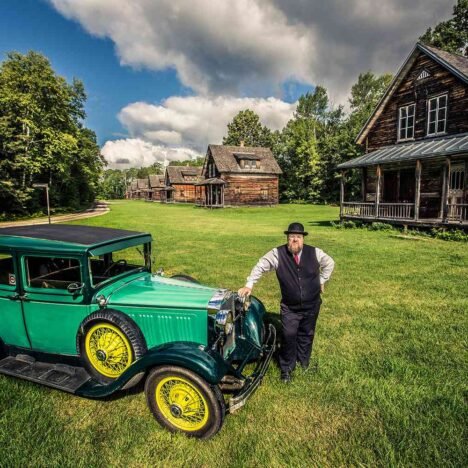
top-left (75, 341), bottom-right (229, 398)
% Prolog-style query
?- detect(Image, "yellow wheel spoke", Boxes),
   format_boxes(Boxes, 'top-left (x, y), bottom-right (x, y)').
top-left (155, 376), bottom-right (210, 431)
top-left (85, 323), bottom-right (133, 379)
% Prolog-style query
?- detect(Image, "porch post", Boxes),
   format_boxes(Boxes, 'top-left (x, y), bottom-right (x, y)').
top-left (440, 157), bottom-right (450, 221)
top-left (339, 170), bottom-right (345, 220)
top-left (414, 159), bottom-right (422, 220)
top-left (375, 165), bottom-right (382, 218)
top-left (361, 167), bottom-right (366, 201)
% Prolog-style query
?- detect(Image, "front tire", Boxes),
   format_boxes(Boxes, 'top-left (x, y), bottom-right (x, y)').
top-left (78, 310), bottom-right (147, 384)
top-left (145, 366), bottom-right (225, 439)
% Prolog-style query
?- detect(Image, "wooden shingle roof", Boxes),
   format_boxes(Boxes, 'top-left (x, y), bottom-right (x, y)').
top-left (137, 178), bottom-right (149, 190)
top-left (166, 166), bottom-right (203, 184)
top-left (207, 145), bottom-right (282, 175)
top-left (149, 174), bottom-right (165, 189)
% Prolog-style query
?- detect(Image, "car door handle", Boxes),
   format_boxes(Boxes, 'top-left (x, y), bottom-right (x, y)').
top-left (8, 293), bottom-right (29, 301)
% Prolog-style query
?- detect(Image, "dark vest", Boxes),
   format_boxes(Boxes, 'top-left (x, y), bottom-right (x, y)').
top-left (275, 244), bottom-right (321, 311)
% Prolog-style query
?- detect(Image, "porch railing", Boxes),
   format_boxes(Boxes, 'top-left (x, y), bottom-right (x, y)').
top-left (447, 203), bottom-right (467, 222)
top-left (342, 202), bottom-right (415, 220)
top-left (341, 202), bottom-right (375, 217)
top-left (378, 203), bottom-right (414, 219)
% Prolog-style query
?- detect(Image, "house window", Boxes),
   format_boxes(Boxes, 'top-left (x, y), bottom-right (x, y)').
top-left (398, 104), bottom-right (415, 141)
top-left (450, 166), bottom-right (465, 191)
top-left (241, 159), bottom-right (258, 169)
top-left (427, 94), bottom-right (447, 136)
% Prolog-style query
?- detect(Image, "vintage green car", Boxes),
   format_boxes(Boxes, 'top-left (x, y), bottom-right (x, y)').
top-left (0, 224), bottom-right (275, 439)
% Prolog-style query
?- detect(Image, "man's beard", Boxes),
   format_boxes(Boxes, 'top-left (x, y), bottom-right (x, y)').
top-left (287, 243), bottom-right (302, 254)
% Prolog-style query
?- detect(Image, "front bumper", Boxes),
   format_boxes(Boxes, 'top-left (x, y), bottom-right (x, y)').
top-left (228, 323), bottom-right (276, 413)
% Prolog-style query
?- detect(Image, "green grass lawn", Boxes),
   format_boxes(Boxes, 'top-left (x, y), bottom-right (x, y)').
top-left (1, 201), bottom-right (466, 467)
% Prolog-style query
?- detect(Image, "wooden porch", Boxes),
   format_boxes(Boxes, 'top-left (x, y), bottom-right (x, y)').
top-left (339, 156), bottom-right (468, 228)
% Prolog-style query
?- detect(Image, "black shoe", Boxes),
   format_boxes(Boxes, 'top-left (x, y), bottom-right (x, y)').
top-left (299, 362), bottom-right (309, 371)
top-left (280, 372), bottom-right (291, 383)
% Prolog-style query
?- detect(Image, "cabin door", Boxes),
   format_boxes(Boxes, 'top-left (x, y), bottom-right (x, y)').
top-left (447, 164), bottom-right (465, 220)
top-left (383, 171), bottom-right (398, 202)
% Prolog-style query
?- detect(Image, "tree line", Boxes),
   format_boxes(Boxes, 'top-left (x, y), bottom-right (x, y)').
top-left (0, 51), bottom-right (104, 219)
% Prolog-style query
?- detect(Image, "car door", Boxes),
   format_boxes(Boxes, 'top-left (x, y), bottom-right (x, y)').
top-left (0, 251), bottom-right (30, 348)
top-left (20, 253), bottom-right (90, 355)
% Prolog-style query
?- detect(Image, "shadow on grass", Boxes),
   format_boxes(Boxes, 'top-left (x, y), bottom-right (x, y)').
top-left (306, 220), bottom-right (337, 227)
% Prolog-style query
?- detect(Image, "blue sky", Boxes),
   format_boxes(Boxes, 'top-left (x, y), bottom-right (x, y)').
top-left (0, 0), bottom-right (191, 145)
top-left (0, 0), bottom-right (452, 167)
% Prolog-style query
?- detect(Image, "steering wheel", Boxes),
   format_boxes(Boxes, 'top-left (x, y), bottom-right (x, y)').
top-left (103, 259), bottom-right (127, 276)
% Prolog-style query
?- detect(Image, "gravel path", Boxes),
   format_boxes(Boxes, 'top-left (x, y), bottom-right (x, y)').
top-left (0, 201), bottom-right (109, 228)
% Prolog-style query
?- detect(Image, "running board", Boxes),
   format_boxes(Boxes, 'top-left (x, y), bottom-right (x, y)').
top-left (0, 354), bottom-right (91, 393)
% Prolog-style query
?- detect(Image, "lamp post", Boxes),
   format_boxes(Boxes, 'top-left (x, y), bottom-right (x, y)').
top-left (32, 183), bottom-right (51, 224)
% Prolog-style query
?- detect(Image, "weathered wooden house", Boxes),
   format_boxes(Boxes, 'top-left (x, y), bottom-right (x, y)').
top-left (195, 144), bottom-right (282, 207)
top-left (164, 166), bottom-right (203, 203)
top-left (338, 43), bottom-right (468, 227)
top-left (147, 174), bottom-right (168, 202)
top-left (126, 180), bottom-right (138, 199)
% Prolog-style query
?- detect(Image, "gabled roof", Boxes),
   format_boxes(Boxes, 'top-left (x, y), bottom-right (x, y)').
top-left (148, 174), bottom-right (165, 189)
top-left (165, 166), bottom-right (202, 184)
top-left (207, 145), bottom-right (282, 175)
top-left (338, 132), bottom-right (468, 169)
top-left (356, 43), bottom-right (468, 145)
top-left (136, 178), bottom-right (149, 189)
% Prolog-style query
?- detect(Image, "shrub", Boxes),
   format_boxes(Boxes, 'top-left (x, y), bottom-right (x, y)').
top-left (367, 222), bottom-right (395, 231)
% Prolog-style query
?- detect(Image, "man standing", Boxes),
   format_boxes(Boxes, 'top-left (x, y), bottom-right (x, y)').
top-left (238, 222), bottom-right (334, 383)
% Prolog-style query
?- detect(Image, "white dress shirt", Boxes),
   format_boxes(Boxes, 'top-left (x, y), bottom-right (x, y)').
top-left (245, 246), bottom-right (335, 289)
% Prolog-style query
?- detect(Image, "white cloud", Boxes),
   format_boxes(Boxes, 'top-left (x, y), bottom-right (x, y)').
top-left (50, 0), bottom-right (452, 103)
top-left (118, 95), bottom-right (296, 152)
top-left (101, 138), bottom-right (200, 169)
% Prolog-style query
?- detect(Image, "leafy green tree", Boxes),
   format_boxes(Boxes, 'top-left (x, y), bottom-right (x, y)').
top-left (420, 0), bottom-right (468, 56)
top-left (168, 156), bottom-right (204, 167)
top-left (0, 51), bottom-right (103, 216)
top-left (348, 71), bottom-right (393, 133)
top-left (223, 109), bottom-right (273, 148)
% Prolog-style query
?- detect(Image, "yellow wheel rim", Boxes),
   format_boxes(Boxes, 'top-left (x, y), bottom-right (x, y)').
top-left (155, 376), bottom-right (209, 432)
top-left (85, 323), bottom-right (133, 378)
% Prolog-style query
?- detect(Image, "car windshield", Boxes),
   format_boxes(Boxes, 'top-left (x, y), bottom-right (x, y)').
top-left (89, 244), bottom-right (147, 287)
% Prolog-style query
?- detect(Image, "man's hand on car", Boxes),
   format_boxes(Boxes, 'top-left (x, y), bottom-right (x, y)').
top-left (238, 287), bottom-right (252, 298)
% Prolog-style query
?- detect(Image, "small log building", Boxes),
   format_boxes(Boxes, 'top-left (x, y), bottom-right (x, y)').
top-left (147, 174), bottom-right (169, 202)
top-left (338, 43), bottom-right (468, 227)
top-left (165, 166), bottom-right (203, 203)
top-left (195, 144), bottom-right (282, 207)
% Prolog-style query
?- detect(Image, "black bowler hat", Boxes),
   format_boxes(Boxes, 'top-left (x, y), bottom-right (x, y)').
top-left (284, 222), bottom-right (308, 236)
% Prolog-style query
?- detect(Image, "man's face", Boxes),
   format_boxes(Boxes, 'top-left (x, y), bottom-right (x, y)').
top-left (287, 234), bottom-right (304, 254)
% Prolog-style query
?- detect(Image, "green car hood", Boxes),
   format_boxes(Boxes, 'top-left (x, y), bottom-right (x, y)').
top-left (100, 273), bottom-right (225, 310)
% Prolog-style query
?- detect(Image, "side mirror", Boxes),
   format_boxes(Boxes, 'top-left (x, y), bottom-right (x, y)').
top-left (67, 282), bottom-right (84, 294)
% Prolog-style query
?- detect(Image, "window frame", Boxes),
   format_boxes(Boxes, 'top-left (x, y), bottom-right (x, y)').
top-left (22, 254), bottom-right (83, 292)
top-left (0, 251), bottom-right (17, 290)
top-left (397, 103), bottom-right (416, 142)
top-left (427, 93), bottom-right (448, 137)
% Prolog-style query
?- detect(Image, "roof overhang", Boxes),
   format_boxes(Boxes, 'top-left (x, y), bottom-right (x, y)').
top-left (338, 133), bottom-right (468, 169)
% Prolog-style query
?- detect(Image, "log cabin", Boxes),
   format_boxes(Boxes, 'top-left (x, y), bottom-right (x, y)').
top-left (195, 144), bottom-right (282, 207)
top-left (147, 174), bottom-right (167, 202)
top-left (164, 166), bottom-right (203, 203)
top-left (338, 43), bottom-right (468, 228)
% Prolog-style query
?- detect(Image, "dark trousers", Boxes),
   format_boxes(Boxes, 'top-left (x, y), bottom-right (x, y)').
top-left (278, 301), bottom-right (321, 374)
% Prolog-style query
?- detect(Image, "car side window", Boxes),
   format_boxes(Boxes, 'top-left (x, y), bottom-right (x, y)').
top-left (25, 256), bottom-right (81, 290)
top-left (0, 253), bottom-right (15, 286)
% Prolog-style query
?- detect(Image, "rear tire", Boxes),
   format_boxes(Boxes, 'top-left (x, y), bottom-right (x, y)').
top-left (145, 366), bottom-right (225, 439)
top-left (78, 310), bottom-right (147, 385)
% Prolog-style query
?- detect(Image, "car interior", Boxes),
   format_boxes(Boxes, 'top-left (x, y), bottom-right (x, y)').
top-left (0, 255), bottom-right (14, 286)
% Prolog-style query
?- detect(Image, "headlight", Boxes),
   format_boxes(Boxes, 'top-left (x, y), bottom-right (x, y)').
top-left (215, 310), bottom-right (234, 334)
